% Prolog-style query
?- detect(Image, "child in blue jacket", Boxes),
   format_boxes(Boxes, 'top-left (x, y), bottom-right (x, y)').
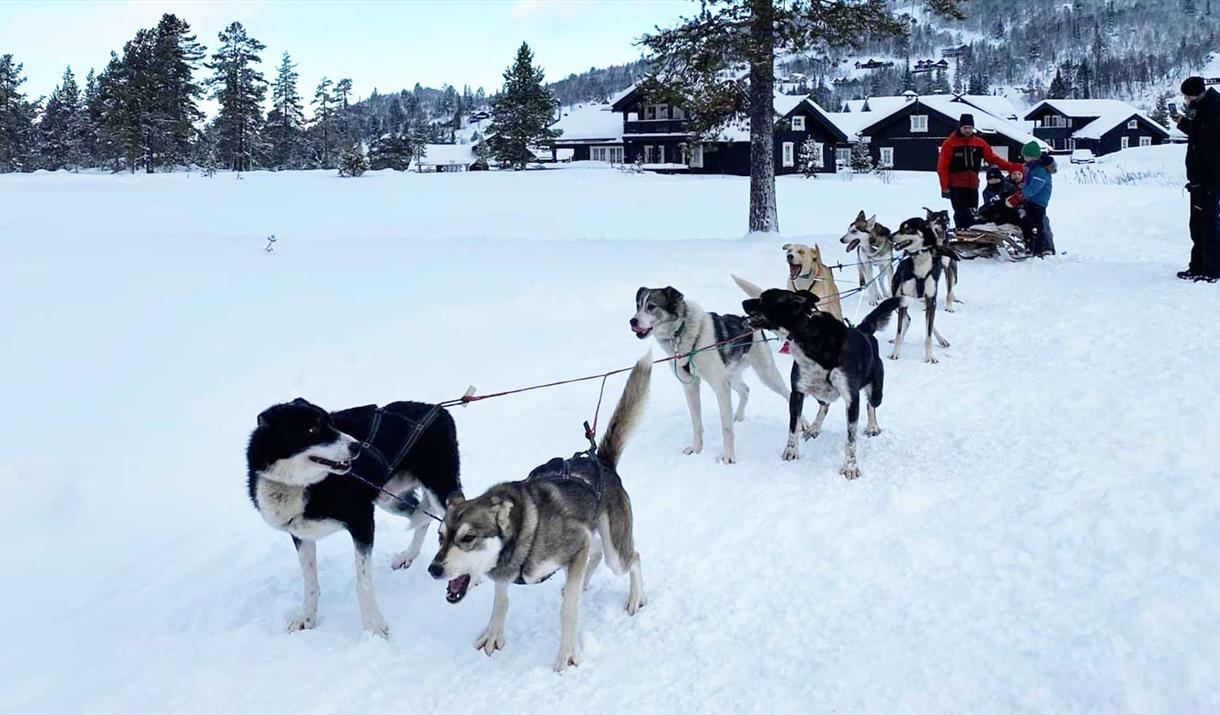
top-left (1020, 141), bottom-right (1055, 256)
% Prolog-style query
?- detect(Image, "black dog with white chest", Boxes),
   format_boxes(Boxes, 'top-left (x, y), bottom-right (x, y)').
top-left (742, 290), bottom-right (900, 480)
top-left (246, 397), bottom-right (462, 637)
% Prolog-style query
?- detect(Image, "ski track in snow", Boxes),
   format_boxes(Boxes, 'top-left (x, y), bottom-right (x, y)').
top-left (1, 149), bottom-right (1217, 713)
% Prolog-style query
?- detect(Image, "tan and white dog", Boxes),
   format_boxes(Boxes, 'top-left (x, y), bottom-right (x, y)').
top-left (780, 243), bottom-right (843, 320)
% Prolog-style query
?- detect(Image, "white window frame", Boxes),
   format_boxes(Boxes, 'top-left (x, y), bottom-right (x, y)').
top-left (791, 115), bottom-right (806, 131)
top-left (782, 142), bottom-right (795, 167)
top-left (689, 144), bottom-right (704, 168)
top-left (1127, 119), bottom-right (1138, 129)
top-left (835, 147), bottom-right (851, 167)
top-left (591, 146), bottom-right (605, 162)
top-left (910, 114), bottom-right (929, 133)
top-left (1121, 136), bottom-right (1130, 150)
top-left (879, 146), bottom-right (894, 168)
top-left (610, 146), bottom-right (624, 164)
top-left (1139, 136), bottom-right (1152, 147)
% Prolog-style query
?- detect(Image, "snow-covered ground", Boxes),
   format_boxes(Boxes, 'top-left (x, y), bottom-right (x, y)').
top-left (2, 147), bottom-right (1217, 713)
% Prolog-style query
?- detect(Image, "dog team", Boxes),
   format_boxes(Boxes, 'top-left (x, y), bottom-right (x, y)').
top-left (245, 208), bottom-right (962, 671)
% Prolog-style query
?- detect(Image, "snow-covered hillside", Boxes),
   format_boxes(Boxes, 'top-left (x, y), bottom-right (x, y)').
top-left (2, 149), bottom-right (1217, 713)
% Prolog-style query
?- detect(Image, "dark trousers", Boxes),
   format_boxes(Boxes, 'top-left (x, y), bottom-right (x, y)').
top-left (948, 187), bottom-right (979, 229)
top-left (1188, 185), bottom-right (1220, 276)
top-left (1022, 202), bottom-right (1050, 255)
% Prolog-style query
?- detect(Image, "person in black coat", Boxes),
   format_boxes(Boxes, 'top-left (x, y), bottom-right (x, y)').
top-left (1174, 76), bottom-right (1220, 282)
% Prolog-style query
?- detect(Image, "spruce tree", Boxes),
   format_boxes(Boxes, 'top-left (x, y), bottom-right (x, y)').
top-left (150, 13), bottom-right (206, 169)
top-left (488, 42), bottom-right (560, 170)
top-left (337, 142), bottom-right (368, 177)
top-left (206, 21), bottom-right (267, 172)
top-left (0, 54), bottom-right (38, 172)
top-left (309, 77), bottom-right (337, 168)
top-left (368, 132), bottom-right (413, 171)
top-left (38, 67), bottom-right (86, 170)
top-left (81, 69), bottom-right (101, 165)
top-left (266, 52), bottom-right (305, 169)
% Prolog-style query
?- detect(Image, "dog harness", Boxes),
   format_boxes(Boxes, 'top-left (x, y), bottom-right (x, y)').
top-left (334, 403), bottom-right (443, 484)
top-left (510, 449), bottom-right (607, 585)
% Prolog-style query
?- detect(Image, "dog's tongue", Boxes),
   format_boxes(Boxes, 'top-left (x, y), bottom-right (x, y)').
top-left (445, 574), bottom-right (470, 604)
top-left (779, 341), bottom-right (791, 355)
top-left (846, 239), bottom-right (861, 253)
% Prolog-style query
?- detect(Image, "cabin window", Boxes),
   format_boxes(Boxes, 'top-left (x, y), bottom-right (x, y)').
top-left (591, 146), bottom-right (624, 163)
top-left (910, 114), bottom-right (929, 133)
top-left (1121, 136), bottom-right (1130, 150)
top-left (782, 142), bottom-right (795, 167)
top-left (644, 105), bottom-right (669, 121)
top-left (689, 144), bottom-right (704, 168)
top-left (835, 147), bottom-right (851, 168)
top-left (1068, 138), bottom-right (1076, 150)
top-left (879, 146), bottom-right (894, 167)
top-left (1127, 119), bottom-right (1138, 129)
top-left (791, 115), bottom-right (806, 131)
top-left (1044, 115), bottom-right (1069, 129)
top-left (810, 142), bottom-right (824, 167)
top-left (1139, 136), bottom-right (1152, 147)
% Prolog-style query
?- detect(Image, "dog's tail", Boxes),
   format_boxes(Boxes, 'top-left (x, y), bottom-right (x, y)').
top-left (858, 297), bottom-right (903, 335)
top-left (731, 274), bottom-right (764, 299)
top-left (597, 353), bottom-right (652, 469)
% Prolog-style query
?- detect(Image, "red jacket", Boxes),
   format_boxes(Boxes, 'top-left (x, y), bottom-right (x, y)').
top-left (937, 131), bottom-right (1022, 191)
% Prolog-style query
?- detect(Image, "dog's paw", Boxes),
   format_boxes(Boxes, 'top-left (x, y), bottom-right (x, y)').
top-left (390, 551), bottom-right (416, 571)
top-left (925, 355), bottom-right (939, 364)
top-left (718, 452), bottom-right (737, 465)
top-left (554, 646), bottom-right (582, 673)
top-left (782, 442), bottom-right (800, 461)
top-left (474, 626), bottom-right (506, 656)
top-left (868, 298), bottom-right (880, 307)
top-left (801, 426), bottom-right (820, 441)
top-left (945, 305), bottom-right (956, 313)
top-left (362, 615), bottom-right (390, 639)
top-left (682, 444), bottom-right (702, 456)
top-left (889, 353), bottom-right (901, 361)
top-left (734, 412), bottom-right (746, 423)
top-left (287, 615), bottom-right (316, 632)
top-left (865, 424), bottom-right (882, 437)
top-left (626, 591), bottom-right (646, 616)
top-left (937, 337), bottom-right (951, 347)
top-left (841, 463), bottom-right (861, 480)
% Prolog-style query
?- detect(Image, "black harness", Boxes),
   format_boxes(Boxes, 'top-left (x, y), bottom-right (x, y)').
top-left (512, 448), bottom-right (608, 585)
top-left (338, 403), bottom-right (445, 521)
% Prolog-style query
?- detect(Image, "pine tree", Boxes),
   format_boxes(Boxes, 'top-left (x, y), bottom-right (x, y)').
top-left (1150, 92), bottom-right (1171, 126)
top-left (797, 136), bottom-right (820, 177)
top-left (266, 52), bottom-right (305, 169)
top-left (0, 54), bottom-right (38, 172)
top-left (337, 142), bottom-right (368, 177)
top-left (206, 21), bottom-right (267, 172)
top-left (488, 42), bottom-right (561, 170)
top-left (1075, 59), bottom-right (1093, 98)
top-left (38, 67), bottom-right (86, 170)
top-left (952, 57), bottom-right (964, 94)
top-left (1047, 68), bottom-right (1067, 99)
top-left (150, 13), bottom-right (206, 169)
top-left (642, 0), bottom-right (965, 234)
top-left (850, 141), bottom-right (873, 172)
top-left (368, 132), bottom-right (414, 171)
top-left (308, 77), bottom-right (337, 168)
top-left (81, 69), bottom-right (101, 165)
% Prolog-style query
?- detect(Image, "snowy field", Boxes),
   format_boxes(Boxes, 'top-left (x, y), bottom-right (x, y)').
top-left (2, 146), bottom-right (1218, 713)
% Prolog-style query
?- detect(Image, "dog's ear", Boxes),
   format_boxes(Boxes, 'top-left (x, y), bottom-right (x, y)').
top-left (866, 214), bottom-right (877, 227)
top-left (855, 210), bottom-right (866, 222)
top-left (257, 407), bottom-right (273, 427)
top-left (660, 286), bottom-right (684, 308)
top-left (781, 243), bottom-right (792, 251)
top-left (812, 243), bottom-right (823, 259)
top-left (635, 287), bottom-right (649, 306)
top-left (923, 206), bottom-right (934, 216)
top-left (741, 298), bottom-right (761, 315)
top-left (291, 397), bottom-right (310, 407)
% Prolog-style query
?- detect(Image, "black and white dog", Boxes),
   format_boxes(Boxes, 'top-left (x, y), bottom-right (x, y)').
top-left (890, 217), bottom-right (955, 364)
top-left (246, 398), bottom-right (462, 636)
top-left (742, 290), bottom-right (901, 479)
top-left (631, 286), bottom-right (791, 464)
top-left (923, 207), bottom-right (961, 311)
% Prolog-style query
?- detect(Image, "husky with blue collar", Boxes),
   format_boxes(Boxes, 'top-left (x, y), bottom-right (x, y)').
top-left (629, 285), bottom-right (791, 464)
top-left (428, 356), bottom-right (651, 672)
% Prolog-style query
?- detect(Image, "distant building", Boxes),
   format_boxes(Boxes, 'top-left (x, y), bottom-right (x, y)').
top-left (546, 103), bottom-right (624, 163)
top-left (1024, 99), bottom-right (1170, 155)
top-left (854, 59), bottom-right (894, 71)
top-left (941, 45), bottom-right (970, 58)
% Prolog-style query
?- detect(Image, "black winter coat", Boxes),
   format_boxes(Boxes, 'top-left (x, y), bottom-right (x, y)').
top-left (1179, 88), bottom-right (1220, 187)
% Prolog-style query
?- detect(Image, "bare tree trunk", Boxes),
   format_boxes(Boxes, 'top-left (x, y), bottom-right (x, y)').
top-left (747, 0), bottom-right (778, 234)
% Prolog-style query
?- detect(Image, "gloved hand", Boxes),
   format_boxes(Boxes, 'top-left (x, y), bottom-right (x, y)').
top-left (941, 190), bottom-right (950, 199)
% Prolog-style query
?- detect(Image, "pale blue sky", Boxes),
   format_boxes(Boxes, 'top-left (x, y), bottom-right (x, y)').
top-left (1, 0), bottom-right (691, 108)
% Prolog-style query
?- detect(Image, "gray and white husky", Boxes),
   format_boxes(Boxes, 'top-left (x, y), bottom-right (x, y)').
top-left (839, 210), bottom-right (895, 306)
top-left (630, 286), bottom-right (790, 464)
top-left (428, 356), bottom-right (651, 672)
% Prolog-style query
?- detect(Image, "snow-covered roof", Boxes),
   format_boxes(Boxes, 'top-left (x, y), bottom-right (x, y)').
top-left (825, 111), bottom-right (874, 138)
top-left (843, 93), bottom-right (1018, 119)
top-left (1025, 99), bottom-right (1169, 140)
top-left (705, 94), bottom-right (846, 143)
top-left (416, 144), bottom-right (475, 166)
top-left (773, 93), bottom-right (807, 118)
top-left (550, 103), bottom-right (623, 143)
top-left (607, 83), bottom-right (637, 110)
top-left (858, 95), bottom-right (1045, 148)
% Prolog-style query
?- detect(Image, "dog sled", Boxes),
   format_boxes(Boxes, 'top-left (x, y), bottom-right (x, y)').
top-left (948, 222), bottom-right (1029, 261)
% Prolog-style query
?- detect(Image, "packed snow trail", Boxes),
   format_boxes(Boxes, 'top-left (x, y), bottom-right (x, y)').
top-left (1, 149), bottom-right (1216, 713)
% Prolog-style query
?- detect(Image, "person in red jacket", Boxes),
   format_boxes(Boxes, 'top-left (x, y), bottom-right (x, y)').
top-left (937, 113), bottom-right (1024, 229)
